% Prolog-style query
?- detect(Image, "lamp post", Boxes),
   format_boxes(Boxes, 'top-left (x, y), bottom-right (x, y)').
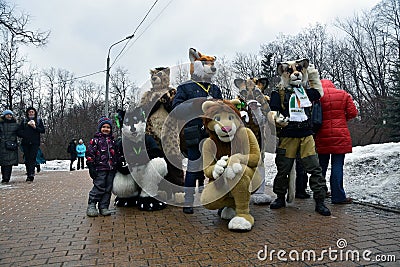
top-left (105, 34), bottom-right (134, 116)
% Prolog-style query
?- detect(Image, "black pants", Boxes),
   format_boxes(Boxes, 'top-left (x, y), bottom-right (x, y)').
top-left (23, 144), bottom-right (39, 178)
top-left (77, 157), bottom-right (85, 170)
top-left (1, 165), bottom-right (13, 182)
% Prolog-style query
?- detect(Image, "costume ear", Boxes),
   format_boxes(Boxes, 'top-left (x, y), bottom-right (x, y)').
top-left (297, 58), bottom-right (309, 69)
top-left (150, 69), bottom-right (157, 75)
top-left (189, 48), bottom-right (200, 62)
top-left (202, 100), bottom-right (217, 113)
top-left (164, 67), bottom-right (170, 76)
top-left (277, 63), bottom-right (287, 76)
top-left (256, 78), bottom-right (268, 90)
top-left (234, 78), bottom-right (245, 89)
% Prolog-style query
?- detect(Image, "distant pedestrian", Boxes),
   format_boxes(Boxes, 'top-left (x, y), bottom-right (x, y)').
top-left (86, 116), bottom-right (120, 217)
top-left (315, 79), bottom-right (358, 204)
top-left (76, 139), bottom-right (86, 170)
top-left (0, 110), bottom-right (20, 184)
top-left (17, 107), bottom-right (45, 182)
top-left (36, 147), bottom-right (46, 173)
top-left (67, 138), bottom-right (77, 171)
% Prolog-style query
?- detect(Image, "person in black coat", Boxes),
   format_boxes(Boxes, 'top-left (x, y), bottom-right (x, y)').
top-left (0, 110), bottom-right (20, 183)
top-left (17, 107), bottom-right (45, 182)
top-left (67, 138), bottom-right (77, 171)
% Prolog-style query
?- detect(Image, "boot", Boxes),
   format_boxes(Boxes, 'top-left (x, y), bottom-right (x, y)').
top-left (315, 199), bottom-right (331, 216)
top-left (99, 208), bottom-right (114, 216)
top-left (86, 203), bottom-right (99, 217)
top-left (270, 195), bottom-right (286, 209)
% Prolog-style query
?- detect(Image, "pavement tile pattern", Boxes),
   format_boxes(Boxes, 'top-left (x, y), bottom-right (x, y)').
top-left (0, 170), bottom-right (399, 266)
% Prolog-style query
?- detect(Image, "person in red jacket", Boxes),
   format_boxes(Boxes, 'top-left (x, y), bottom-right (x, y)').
top-left (315, 80), bottom-right (358, 204)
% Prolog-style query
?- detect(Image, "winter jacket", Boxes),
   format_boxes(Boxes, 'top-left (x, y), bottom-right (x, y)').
top-left (17, 117), bottom-right (45, 146)
top-left (67, 141), bottom-right (77, 160)
top-left (86, 132), bottom-right (120, 171)
top-left (315, 80), bottom-right (358, 154)
top-left (76, 143), bottom-right (86, 158)
top-left (0, 116), bottom-right (19, 166)
top-left (269, 86), bottom-right (321, 138)
top-left (172, 80), bottom-right (222, 128)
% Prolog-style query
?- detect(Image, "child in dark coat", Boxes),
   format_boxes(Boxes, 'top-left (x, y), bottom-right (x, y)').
top-left (86, 116), bottom-right (120, 217)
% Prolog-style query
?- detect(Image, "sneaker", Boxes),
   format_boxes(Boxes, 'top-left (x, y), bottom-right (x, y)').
top-left (332, 197), bottom-right (353, 204)
top-left (183, 207), bottom-right (194, 214)
top-left (26, 176), bottom-right (34, 182)
top-left (1, 180), bottom-right (10, 184)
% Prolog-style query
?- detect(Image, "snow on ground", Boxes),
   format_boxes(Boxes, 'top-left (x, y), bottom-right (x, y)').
top-left (264, 142), bottom-right (400, 209)
top-left (10, 142), bottom-right (400, 209)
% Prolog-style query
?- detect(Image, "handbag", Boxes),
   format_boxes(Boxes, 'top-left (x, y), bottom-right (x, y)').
top-left (5, 140), bottom-right (18, 151)
top-left (311, 100), bottom-right (323, 133)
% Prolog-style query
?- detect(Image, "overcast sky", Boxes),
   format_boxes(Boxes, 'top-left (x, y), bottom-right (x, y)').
top-left (13, 0), bottom-right (381, 87)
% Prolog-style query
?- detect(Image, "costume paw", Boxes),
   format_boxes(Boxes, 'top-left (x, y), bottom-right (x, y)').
top-left (114, 196), bottom-right (138, 207)
top-left (220, 207), bottom-right (236, 220)
top-left (250, 193), bottom-right (273, 205)
top-left (307, 64), bottom-right (323, 97)
top-left (138, 196), bottom-right (167, 211)
top-left (270, 111), bottom-right (289, 128)
top-left (213, 156), bottom-right (228, 179)
top-left (228, 216), bottom-right (252, 231)
top-left (224, 162), bottom-right (243, 180)
top-left (174, 192), bottom-right (185, 204)
top-left (150, 157), bottom-right (168, 178)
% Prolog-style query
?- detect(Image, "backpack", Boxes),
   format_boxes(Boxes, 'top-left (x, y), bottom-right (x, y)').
top-left (311, 100), bottom-right (323, 133)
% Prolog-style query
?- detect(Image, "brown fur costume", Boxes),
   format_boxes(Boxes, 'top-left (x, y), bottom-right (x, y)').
top-left (139, 67), bottom-right (184, 199)
top-left (200, 100), bottom-right (262, 231)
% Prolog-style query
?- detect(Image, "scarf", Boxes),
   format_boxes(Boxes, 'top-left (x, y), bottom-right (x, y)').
top-left (288, 86), bottom-right (312, 122)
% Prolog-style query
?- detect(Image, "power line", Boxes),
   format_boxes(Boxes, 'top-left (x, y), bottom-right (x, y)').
top-left (116, 0), bottom-right (173, 63)
top-left (54, 0), bottom-right (164, 85)
top-left (111, 0), bottom-right (161, 68)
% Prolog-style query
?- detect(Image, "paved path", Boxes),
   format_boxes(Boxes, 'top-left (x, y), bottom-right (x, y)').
top-left (0, 170), bottom-right (399, 266)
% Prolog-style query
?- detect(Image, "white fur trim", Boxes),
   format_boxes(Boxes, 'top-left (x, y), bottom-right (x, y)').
top-left (140, 157), bottom-right (167, 197)
top-left (286, 162), bottom-right (296, 203)
top-left (220, 207), bottom-right (236, 220)
top-left (228, 216), bottom-right (252, 231)
top-left (112, 172), bottom-right (139, 198)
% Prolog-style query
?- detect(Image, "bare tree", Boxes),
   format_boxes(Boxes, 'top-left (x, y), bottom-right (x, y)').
top-left (109, 66), bottom-right (138, 113)
top-left (0, 0), bottom-right (49, 46)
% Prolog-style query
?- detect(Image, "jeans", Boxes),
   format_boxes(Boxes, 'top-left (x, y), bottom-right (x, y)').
top-left (319, 154), bottom-right (346, 203)
top-left (184, 146), bottom-right (204, 205)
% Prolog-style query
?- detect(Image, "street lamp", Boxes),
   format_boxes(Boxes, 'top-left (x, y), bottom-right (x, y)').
top-left (105, 34), bottom-right (134, 116)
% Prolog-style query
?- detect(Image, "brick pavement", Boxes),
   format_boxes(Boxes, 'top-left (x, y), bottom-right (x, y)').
top-left (0, 170), bottom-right (399, 267)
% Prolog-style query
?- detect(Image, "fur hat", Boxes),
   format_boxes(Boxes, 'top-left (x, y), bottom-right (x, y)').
top-left (2, 110), bottom-right (13, 116)
top-left (98, 116), bottom-right (112, 132)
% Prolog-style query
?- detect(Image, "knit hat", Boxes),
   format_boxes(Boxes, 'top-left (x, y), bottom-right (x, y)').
top-left (2, 110), bottom-right (13, 116)
top-left (97, 116), bottom-right (112, 132)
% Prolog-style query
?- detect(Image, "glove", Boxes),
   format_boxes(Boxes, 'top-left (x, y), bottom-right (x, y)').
top-left (87, 162), bottom-right (97, 179)
top-left (269, 111), bottom-right (289, 128)
top-left (307, 64), bottom-right (323, 97)
top-left (212, 156), bottom-right (228, 179)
